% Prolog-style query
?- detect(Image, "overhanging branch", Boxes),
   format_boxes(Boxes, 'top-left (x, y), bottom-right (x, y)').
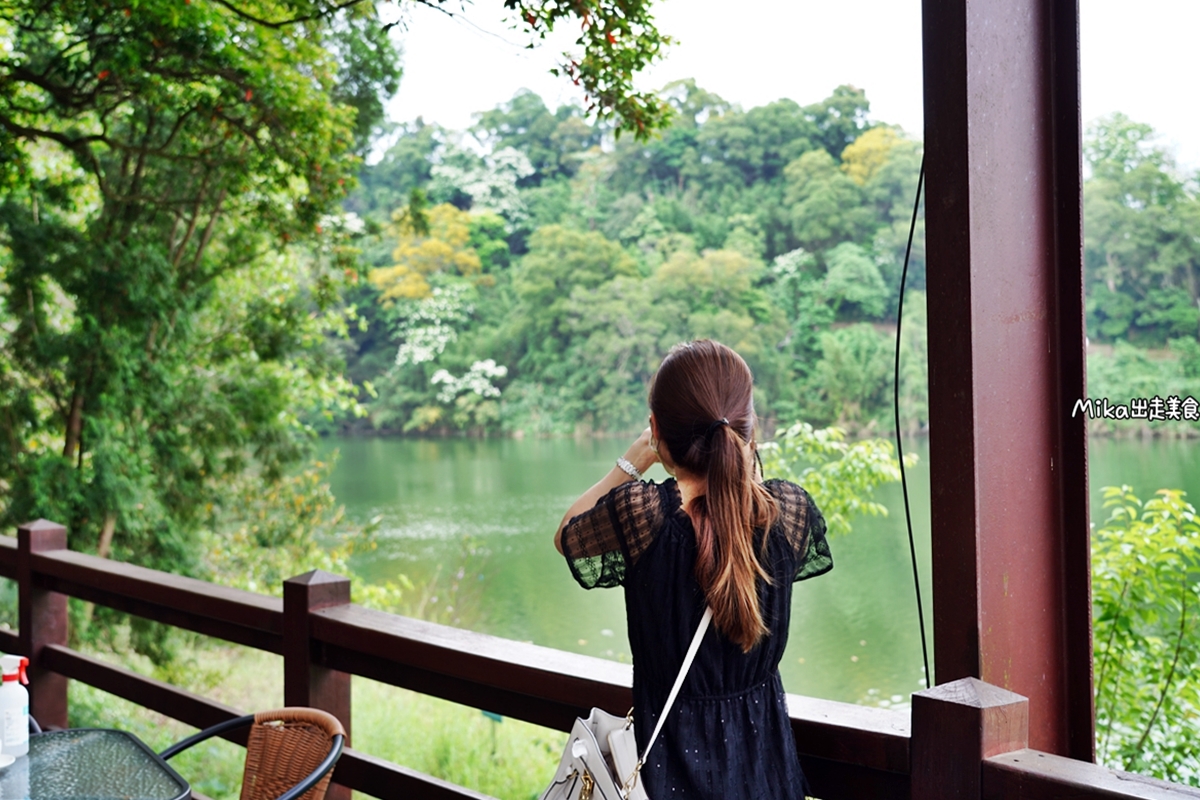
top-left (211, 0), bottom-right (368, 29)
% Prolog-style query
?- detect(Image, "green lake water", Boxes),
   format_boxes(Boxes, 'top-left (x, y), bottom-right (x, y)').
top-left (321, 435), bottom-right (1200, 708)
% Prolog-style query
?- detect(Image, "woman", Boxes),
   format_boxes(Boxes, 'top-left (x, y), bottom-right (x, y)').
top-left (555, 340), bottom-right (832, 799)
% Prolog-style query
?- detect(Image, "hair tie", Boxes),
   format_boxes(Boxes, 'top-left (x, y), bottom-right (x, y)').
top-left (706, 417), bottom-right (730, 437)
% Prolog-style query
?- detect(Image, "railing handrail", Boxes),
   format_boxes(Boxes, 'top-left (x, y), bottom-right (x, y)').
top-left (984, 750), bottom-right (1200, 799)
top-left (5, 524), bottom-right (1194, 800)
top-left (4, 532), bottom-right (915, 776)
top-left (3, 525), bottom-right (916, 798)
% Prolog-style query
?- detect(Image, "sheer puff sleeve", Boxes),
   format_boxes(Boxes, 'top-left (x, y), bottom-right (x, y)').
top-left (766, 479), bottom-right (833, 582)
top-left (560, 480), bottom-right (665, 589)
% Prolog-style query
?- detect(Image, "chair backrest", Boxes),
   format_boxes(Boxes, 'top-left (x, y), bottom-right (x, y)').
top-left (240, 708), bottom-right (346, 800)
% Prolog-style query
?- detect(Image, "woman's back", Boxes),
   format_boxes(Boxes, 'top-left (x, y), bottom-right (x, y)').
top-left (561, 477), bottom-right (831, 798)
top-left (553, 339), bottom-right (834, 798)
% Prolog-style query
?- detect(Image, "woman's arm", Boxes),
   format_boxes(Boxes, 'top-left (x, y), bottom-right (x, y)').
top-left (554, 427), bottom-right (658, 554)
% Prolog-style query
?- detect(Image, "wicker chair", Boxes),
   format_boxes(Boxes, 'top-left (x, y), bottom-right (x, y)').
top-left (160, 708), bottom-right (346, 800)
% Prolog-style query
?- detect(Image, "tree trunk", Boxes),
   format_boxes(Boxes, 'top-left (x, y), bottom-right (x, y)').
top-left (97, 511), bottom-right (116, 560)
top-left (62, 389), bottom-right (84, 461)
top-left (80, 511), bottom-right (118, 633)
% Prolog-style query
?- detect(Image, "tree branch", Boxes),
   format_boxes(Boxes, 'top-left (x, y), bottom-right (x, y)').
top-left (211, 0), bottom-right (368, 29)
top-left (1099, 644), bottom-right (1125, 762)
top-left (188, 188), bottom-right (229, 275)
top-left (1133, 577), bottom-right (1189, 756)
top-left (1095, 580), bottom-right (1129, 701)
top-left (172, 170), bottom-right (212, 267)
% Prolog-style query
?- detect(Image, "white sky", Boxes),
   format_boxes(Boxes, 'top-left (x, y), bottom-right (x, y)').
top-left (384, 0), bottom-right (1200, 172)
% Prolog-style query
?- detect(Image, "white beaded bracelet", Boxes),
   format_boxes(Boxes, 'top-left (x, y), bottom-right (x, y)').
top-left (615, 457), bottom-right (643, 481)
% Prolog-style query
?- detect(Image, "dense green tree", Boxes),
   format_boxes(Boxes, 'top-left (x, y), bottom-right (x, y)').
top-left (0, 0), bottom-right (400, 561)
top-left (802, 84), bottom-right (874, 160)
top-left (1084, 113), bottom-right (1200, 344)
top-left (897, 290), bottom-right (928, 435)
top-left (339, 82), bottom-right (934, 436)
top-left (785, 149), bottom-right (874, 252)
top-left (556, 275), bottom-right (685, 430)
top-left (655, 248), bottom-right (784, 366)
top-left (468, 213), bottom-right (512, 274)
top-left (807, 324), bottom-right (894, 427)
top-left (822, 242), bottom-right (888, 319)
top-left (511, 225), bottom-right (638, 374)
top-left (347, 119), bottom-right (443, 220)
top-left (697, 100), bottom-right (816, 188)
top-left (473, 90), bottom-right (599, 184)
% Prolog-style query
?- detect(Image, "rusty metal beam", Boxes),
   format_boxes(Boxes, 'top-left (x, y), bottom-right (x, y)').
top-left (922, 0), bottom-right (1094, 759)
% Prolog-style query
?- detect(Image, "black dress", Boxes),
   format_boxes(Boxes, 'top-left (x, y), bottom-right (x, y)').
top-left (560, 478), bottom-right (832, 800)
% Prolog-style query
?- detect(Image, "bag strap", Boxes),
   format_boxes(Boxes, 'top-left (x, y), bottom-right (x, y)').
top-left (638, 606), bottom-right (713, 765)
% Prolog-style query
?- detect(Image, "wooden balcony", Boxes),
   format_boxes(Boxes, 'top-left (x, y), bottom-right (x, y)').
top-left (0, 2), bottom-right (1182, 797)
top-left (1, 521), bottom-right (1194, 800)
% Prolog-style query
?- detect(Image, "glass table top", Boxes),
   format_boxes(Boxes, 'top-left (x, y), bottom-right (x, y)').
top-left (0, 729), bottom-right (190, 800)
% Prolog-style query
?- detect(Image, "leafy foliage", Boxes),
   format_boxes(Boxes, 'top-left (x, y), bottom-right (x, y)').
top-left (1093, 487), bottom-right (1200, 784)
top-left (759, 422), bottom-right (916, 536)
top-left (507, 0), bottom-right (674, 138)
top-left (1084, 114), bottom-right (1200, 345)
top-left (342, 84), bottom-right (928, 436)
top-left (0, 0), bottom-right (405, 563)
top-left (199, 457), bottom-right (408, 610)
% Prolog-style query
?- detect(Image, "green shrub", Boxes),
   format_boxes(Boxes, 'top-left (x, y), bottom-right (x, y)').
top-left (1093, 486), bottom-right (1200, 784)
top-left (760, 422), bottom-right (915, 536)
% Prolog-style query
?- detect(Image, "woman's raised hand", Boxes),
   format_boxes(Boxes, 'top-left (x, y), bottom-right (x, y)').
top-left (624, 426), bottom-right (659, 476)
top-left (555, 426), bottom-right (660, 553)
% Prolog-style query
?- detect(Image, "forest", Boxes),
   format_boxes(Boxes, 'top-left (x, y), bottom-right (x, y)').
top-left (343, 82), bottom-right (929, 437)
top-left (338, 89), bottom-right (1200, 441)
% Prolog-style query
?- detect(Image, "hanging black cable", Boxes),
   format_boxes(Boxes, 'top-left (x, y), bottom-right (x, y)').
top-left (893, 157), bottom-right (930, 689)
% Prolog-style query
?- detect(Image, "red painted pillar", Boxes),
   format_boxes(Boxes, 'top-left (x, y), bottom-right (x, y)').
top-left (922, 0), bottom-right (1094, 759)
top-left (17, 520), bottom-right (69, 729)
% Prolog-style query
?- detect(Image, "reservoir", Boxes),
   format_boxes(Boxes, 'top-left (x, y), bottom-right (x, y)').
top-left (324, 434), bottom-right (1200, 707)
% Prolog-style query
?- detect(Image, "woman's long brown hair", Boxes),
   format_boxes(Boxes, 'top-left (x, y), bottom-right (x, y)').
top-left (649, 340), bottom-right (778, 652)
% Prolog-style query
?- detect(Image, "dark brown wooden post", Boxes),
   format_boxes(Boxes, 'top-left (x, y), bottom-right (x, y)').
top-left (284, 570), bottom-right (351, 800)
top-left (922, 0), bottom-right (1095, 758)
top-left (912, 678), bottom-right (1028, 800)
top-left (17, 519), bottom-right (69, 729)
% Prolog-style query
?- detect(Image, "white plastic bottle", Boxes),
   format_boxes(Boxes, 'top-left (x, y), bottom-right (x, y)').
top-left (0, 655), bottom-right (30, 757)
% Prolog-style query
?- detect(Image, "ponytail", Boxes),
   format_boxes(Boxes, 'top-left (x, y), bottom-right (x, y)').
top-left (691, 426), bottom-right (778, 653)
top-left (649, 340), bottom-right (779, 653)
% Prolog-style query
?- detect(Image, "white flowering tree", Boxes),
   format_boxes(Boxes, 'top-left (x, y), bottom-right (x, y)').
top-left (430, 146), bottom-right (535, 224)
top-left (429, 360), bottom-right (509, 431)
top-left (362, 196), bottom-right (514, 434)
top-left (392, 285), bottom-right (476, 368)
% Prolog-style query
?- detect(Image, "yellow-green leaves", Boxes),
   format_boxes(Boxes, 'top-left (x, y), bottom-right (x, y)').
top-left (840, 126), bottom-right (904, 186)
top-left (371, 204), bottom-right (482, 302)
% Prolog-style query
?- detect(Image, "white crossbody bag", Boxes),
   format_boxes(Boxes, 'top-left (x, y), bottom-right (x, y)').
top-left (540, 607), bottom-right (713, 800)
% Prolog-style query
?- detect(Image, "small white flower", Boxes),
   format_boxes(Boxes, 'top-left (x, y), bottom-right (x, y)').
top-left (429, 360), bottom-right (509, 403)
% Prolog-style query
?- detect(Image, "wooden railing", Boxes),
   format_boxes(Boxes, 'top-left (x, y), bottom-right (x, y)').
top-left (0, 520), bottom-right (1195, 800)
